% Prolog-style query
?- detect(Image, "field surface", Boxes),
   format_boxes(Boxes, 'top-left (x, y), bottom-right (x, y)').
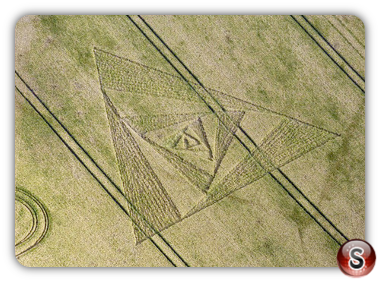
top-left (15, 15), bottom-right (365, 267)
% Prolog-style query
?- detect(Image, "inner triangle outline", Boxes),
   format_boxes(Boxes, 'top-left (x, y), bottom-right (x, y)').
top-left (175, 130), bottom-right (201, 150)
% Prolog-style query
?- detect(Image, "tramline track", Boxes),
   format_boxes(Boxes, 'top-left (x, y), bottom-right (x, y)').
top-left (15, 72), bottom-right (189, 267)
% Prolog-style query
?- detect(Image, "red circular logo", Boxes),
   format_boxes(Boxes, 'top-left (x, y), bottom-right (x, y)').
top-left (337, 239), bottom-right (376, 277)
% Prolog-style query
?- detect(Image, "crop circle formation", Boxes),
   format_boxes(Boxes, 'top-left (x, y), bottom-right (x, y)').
top-left (15, 188), bottom-right (49, 258)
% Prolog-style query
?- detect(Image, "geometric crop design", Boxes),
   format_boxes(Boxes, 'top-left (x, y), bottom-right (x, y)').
top-left (94, 48), bottom-right (339, 243)
top-left (102, 94), bottom-right (181, 243)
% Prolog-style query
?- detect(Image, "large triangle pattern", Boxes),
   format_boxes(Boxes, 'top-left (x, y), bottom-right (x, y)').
top-left (95, 49), bottom-right (341, 242)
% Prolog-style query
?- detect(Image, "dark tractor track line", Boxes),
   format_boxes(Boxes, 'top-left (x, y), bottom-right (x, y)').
top-left (290, 15), bottom-right (364, 94)
top-left (302, 15), bottom-right (364, 82)
top-left (15, 75), bottom-right (190, 267)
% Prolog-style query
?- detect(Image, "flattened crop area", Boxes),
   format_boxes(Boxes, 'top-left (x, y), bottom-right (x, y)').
top-left (15, 15), bottom-right (365, 267)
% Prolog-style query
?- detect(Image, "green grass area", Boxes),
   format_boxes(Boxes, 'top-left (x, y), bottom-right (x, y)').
top-left (15, 15), bottom-right (365, 267)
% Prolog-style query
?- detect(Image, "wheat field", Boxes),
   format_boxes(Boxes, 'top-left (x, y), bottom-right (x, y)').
top-left (15, 15), bottom-right (365, 267)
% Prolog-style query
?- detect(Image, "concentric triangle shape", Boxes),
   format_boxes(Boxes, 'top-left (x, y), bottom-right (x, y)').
top-left (95, 48), bottom-right (342, 246)
top-left (122, 117), bottom-right (214, 192)
top-left (141, 116), bottom-right (215, 174)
